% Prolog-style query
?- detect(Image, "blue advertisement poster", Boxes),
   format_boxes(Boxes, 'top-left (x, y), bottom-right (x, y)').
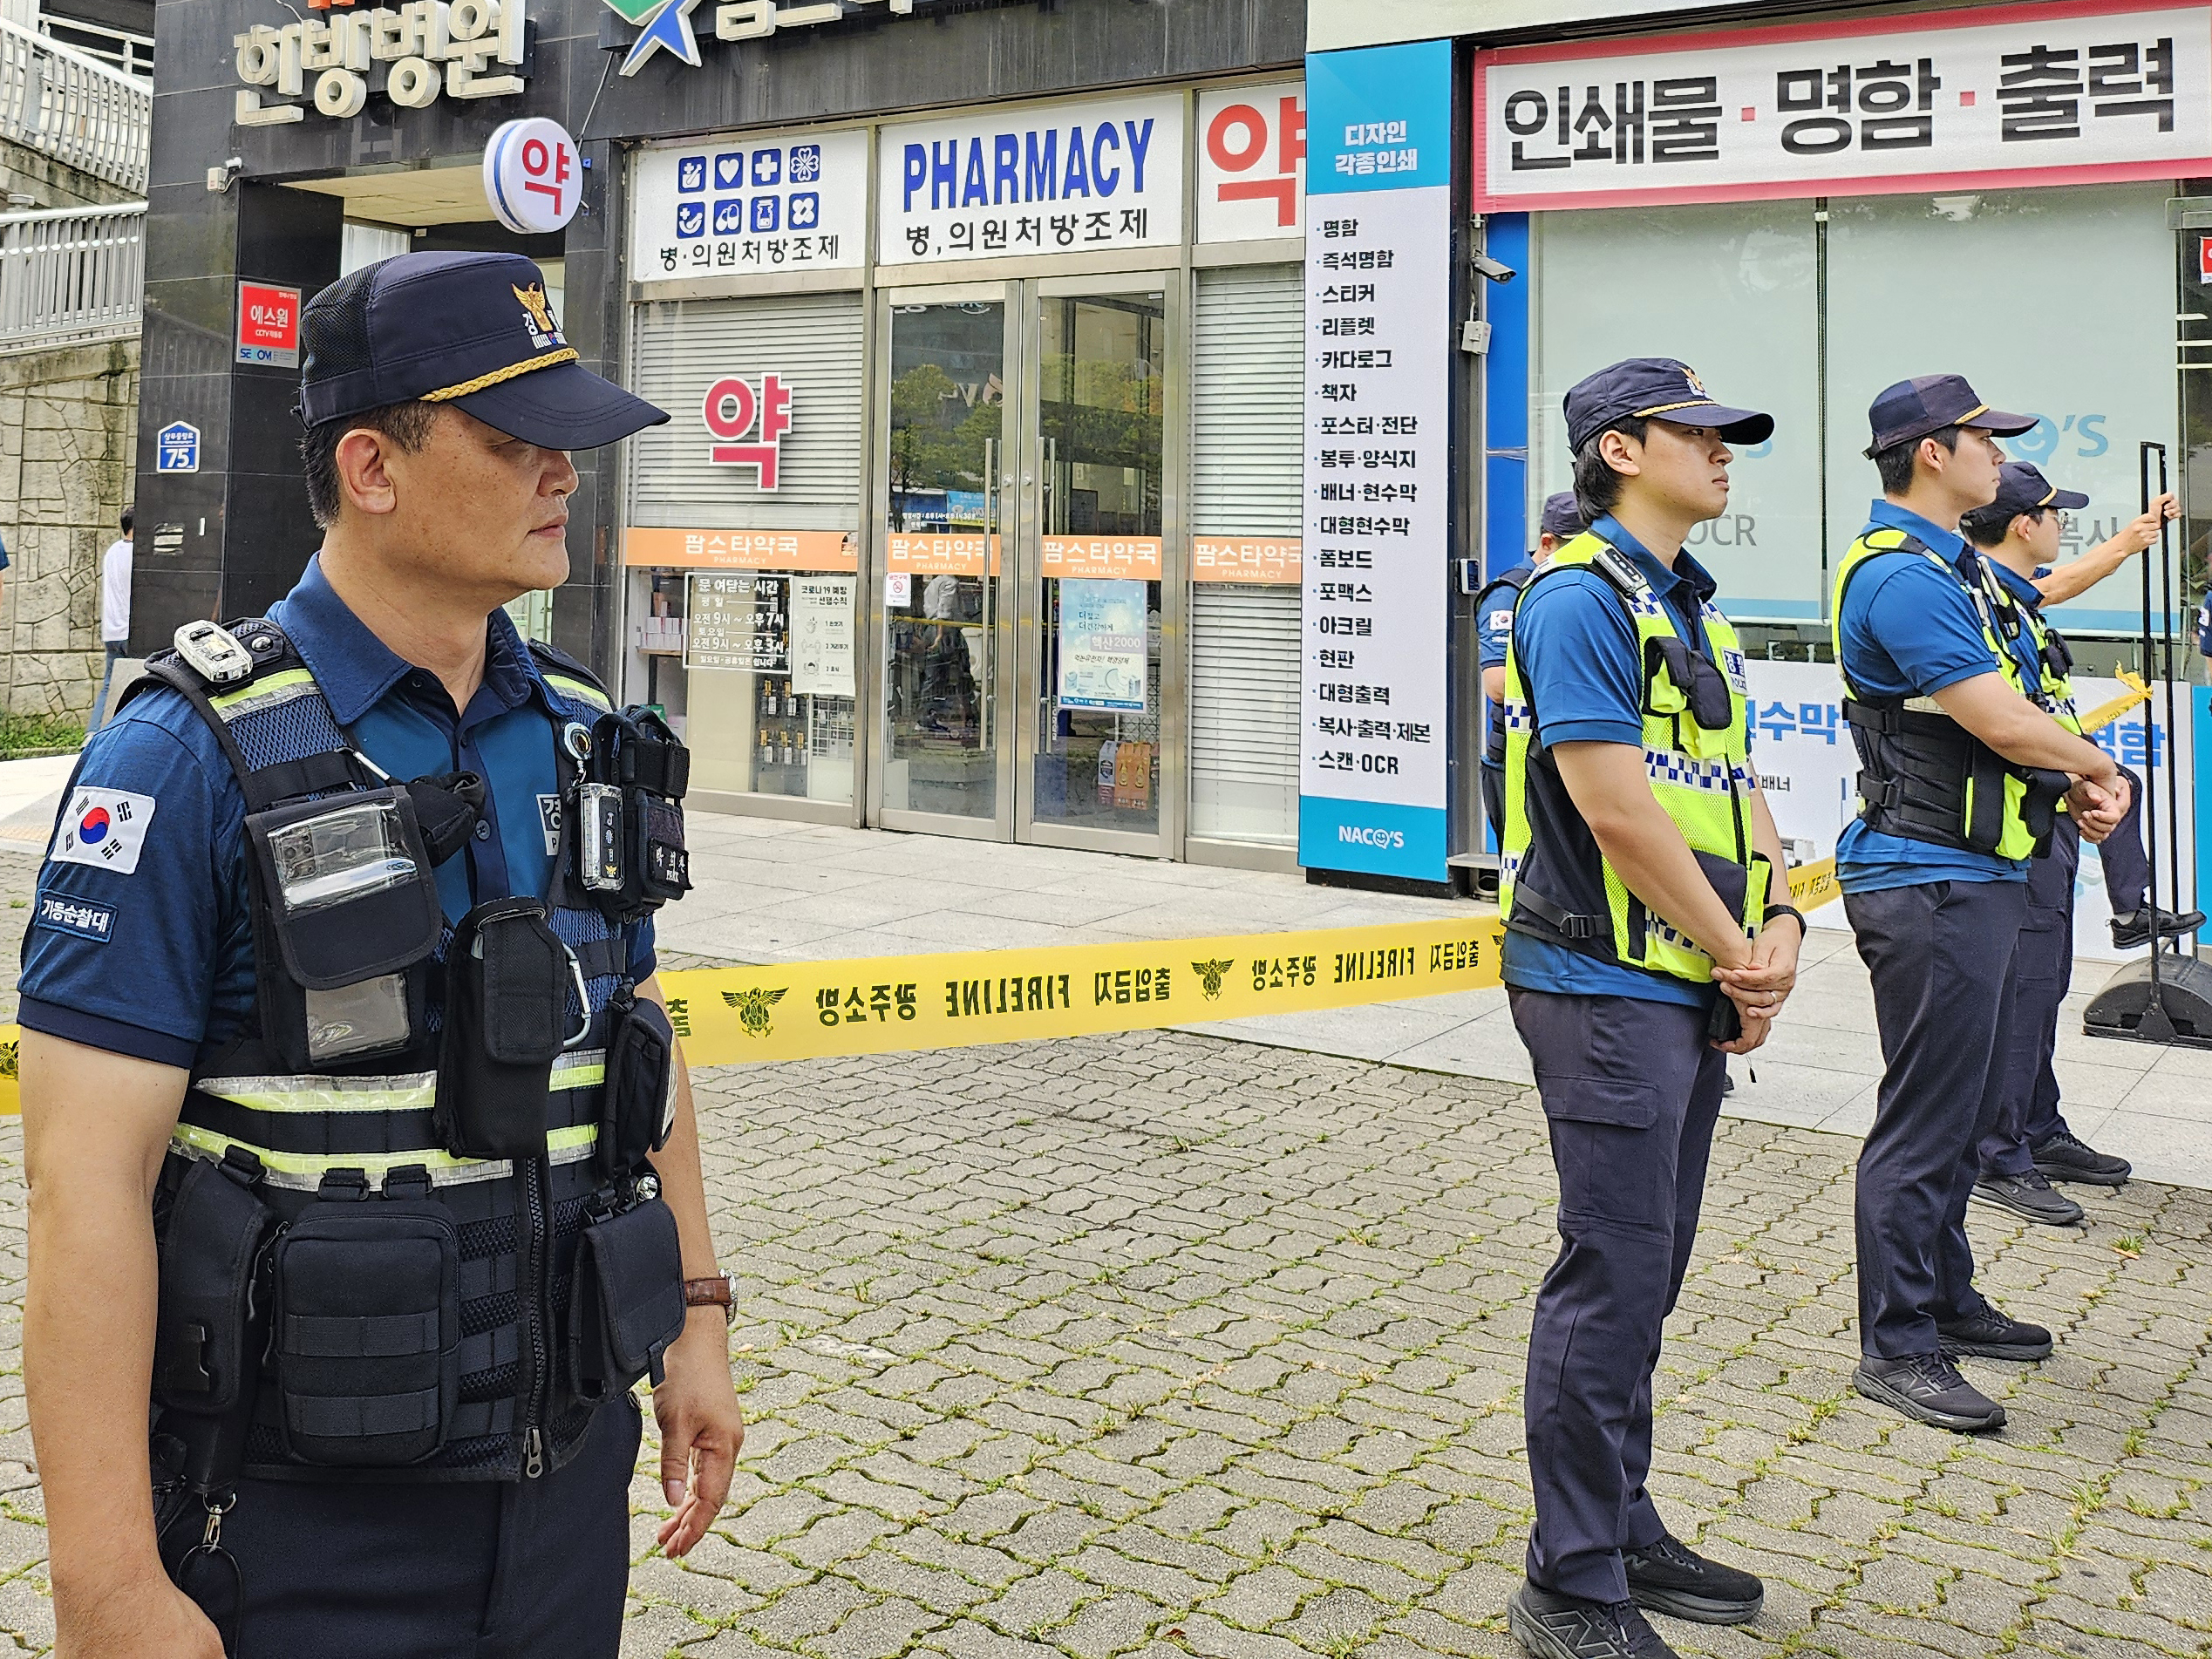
top-left (1057, 579), bottom-right (1149, 712)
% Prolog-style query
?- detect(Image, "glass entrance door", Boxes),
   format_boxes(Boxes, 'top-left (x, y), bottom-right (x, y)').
top-left (1018, 283), bottom-right (1168, 852)
top-left (873, 275), bottom-right (1174, 852)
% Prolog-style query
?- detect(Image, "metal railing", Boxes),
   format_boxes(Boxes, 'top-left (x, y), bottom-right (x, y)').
top-left (0, 199), bottom-right (144, 350)
top-left (37, 17), bottom-right (153, 84)
top-left (0, 17), bottom-right (150, 194)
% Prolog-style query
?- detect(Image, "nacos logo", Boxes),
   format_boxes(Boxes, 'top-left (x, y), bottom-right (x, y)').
top-left (1337, 825), bottom-right (1405, 850)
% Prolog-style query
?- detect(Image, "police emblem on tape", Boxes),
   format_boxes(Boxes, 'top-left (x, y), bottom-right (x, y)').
top-left (50, 787), bottom-right (155, 874)
top-left (722, 986), bottom-right (787, 1037)
top-left (1191, 958), bottom-right (1235, 1001)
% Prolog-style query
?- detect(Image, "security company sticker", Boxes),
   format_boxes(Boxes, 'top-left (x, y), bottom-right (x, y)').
top-left (34, 893), bottom-right (116, 942)
top-left (50, 787), bottom-right (156, 874)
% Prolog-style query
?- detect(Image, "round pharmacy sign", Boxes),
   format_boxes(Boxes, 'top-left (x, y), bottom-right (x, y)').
top-left (484, 119), bottom-right (582, 236)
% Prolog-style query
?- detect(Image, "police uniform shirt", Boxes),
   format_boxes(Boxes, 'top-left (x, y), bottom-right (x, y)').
top-left (1477, 554), bottom-right (1535, 772)
top-left (19, 555), bottom-right (655, 1066)
top-left (1834, 500), bottom-right (2035, 896)
top-left (1499, 513), bottom-right (1726, 1010)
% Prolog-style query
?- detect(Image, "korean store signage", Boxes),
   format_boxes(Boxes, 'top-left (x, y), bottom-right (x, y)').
top-left (877, 93), bottom-right (1183, 264)
top-left (1198, 81), bottom-right (1308, 241)
top-left (234, 0), bottom-right (527, 126)
top-left (630, 129), bottom-right (867, 281)
top-left (484, 119), bottom-right (581, 234)
top-left (235, 281), bottom-right (299, 367)
top-left (1300, 41), bottom-right (1453, 883)
top-left (1473, 0), bottom-right (2212, 210)
top-left (703, 374), bottom-right (793, 488)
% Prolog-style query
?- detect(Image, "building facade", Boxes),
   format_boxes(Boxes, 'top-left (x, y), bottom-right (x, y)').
top-left (133, 0), bottom-right (1317, 867)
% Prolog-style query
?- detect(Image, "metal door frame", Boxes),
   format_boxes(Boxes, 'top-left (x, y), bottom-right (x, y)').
top-left (1013, 269), bottom-right (1184, 860)
top-left (868, 279), bottom-right (1023, 842)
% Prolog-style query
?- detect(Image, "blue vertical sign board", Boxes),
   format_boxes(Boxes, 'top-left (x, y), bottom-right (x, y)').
top-left (1298, 41), bottom-right (1453, 880)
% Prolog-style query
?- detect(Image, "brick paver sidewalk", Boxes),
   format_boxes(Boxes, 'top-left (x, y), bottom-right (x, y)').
top-left (0, 1030), bottom-right (2205, 1656)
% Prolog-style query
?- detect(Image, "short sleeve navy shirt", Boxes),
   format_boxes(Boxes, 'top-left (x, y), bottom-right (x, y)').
top-left (1499, 515), bottom-right (1727, 1010)
top-left (18, 556), bottom-right (656, 1067)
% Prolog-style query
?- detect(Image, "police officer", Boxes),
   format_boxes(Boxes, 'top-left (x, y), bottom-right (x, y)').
top-left (19, 252), bottom-right (745, 1657)
top-left (1479, 492), bottom-right (1584, 841)
top-left (1961, 463), bottom-right (2197, 1223)
top-left (1834, 377), bottom-right (2130, 1436)
top-left (1501, 360), bottom-right (1794, 1659)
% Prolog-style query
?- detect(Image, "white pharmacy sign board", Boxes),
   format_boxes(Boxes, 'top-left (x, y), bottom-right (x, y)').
top-left (876, 93), bottom-right (1182, 265)
top-left (484, 119), bottom-right (582, 235)
top-left (789, 575), bottom-right (856, 698)
top-left (631, 128), bottom-right (868, 282)
top-left (1474, 3), bottom-right (2212, 210)
top-left (1298, 41), bottom-right (1453, 882)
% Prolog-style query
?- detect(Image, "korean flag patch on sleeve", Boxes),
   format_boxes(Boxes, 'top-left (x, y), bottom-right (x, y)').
top-left (51, 786), bottom-right (157, 874)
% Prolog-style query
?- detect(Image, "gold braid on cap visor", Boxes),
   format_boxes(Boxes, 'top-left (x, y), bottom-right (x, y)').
top-left (420, 347), bottom-right (580, 403)
top-left (1631, 398), bottom-right (1725, 420)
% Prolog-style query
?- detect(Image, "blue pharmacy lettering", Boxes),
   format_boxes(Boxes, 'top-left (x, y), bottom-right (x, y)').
top-left (1064, 125), bottom-right (1091, 198)
top-left (961, 137), bottom-right (988, 206)
top-left (1025, 129), bottom-right (1058, 201)
top-left (900, 118), bottom-right (1160, 215)
top-left (1092, 123), bottom-right (1121, 196)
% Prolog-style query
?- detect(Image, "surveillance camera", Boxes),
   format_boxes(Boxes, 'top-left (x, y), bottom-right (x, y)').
top-left (1472, 251), bottom-right (1517, 284)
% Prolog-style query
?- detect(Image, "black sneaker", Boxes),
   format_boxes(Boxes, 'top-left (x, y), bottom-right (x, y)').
top-left (1622, 1534), bottom-right (1764, 1624)
top-left (1936, 1305), bottom-right (2053, 1361)
top-left (1853, 1352), bottom-right (2006, 1432)
top-left (1508, 1583), bottom-right (1678, 1658)
top-left (2110, 906), bottom-right (2206, 949)
top-left (1971, 1171), bottom-right (2084, 1227)
top-left (2032, 1131), bottom-right (2132, 1186)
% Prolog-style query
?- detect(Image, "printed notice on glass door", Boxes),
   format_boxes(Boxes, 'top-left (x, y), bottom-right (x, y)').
top-left (1299, 40), bottom-right (1453, 882)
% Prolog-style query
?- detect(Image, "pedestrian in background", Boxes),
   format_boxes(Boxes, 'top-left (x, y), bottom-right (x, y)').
top-left (1499, 359), bottom-right (1796, 1659)
top-left (1477, 491), bottom-right (1582, 843)
top-left (91, 507), bottom-right (133, 732)
top-left (1831, 377), bottom-right (2129, 1436)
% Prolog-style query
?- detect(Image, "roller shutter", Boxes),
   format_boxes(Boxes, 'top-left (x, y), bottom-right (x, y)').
top-left (627, 291), bottom-right (864, 532)
top-left (1188, 263), bottom-right (1301, 846)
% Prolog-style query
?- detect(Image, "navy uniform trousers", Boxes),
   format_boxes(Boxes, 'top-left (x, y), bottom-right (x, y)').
top-left (1510, 987), bottom-right (1726, 1605)
top-left (1844, 878), bottom-right (2029, 1358)
top-left (1978, 768), bottom-right (2148, 1180)
top-left (160, 1396), bottom-right (640, 1658)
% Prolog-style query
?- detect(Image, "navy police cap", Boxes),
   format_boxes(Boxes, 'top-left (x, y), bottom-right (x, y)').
top-left (299, 251), bottom-right (668, 450)
top-left (1863, 374), bottom-right (2034, 458)
top-left (1989, 460), bottom-right (2088, 519)
top-left (1538, 491), bottom-right (1584, 541)
top-left (1563, 357), bottom-right (1773, 454)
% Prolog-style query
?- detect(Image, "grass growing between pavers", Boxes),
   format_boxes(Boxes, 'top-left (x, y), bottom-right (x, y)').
top-left (0, 867), bottom-right (2200, 1657)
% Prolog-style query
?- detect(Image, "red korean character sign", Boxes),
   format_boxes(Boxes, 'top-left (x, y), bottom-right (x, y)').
top-left (704, 375), bottom-right (794, 490)
top-left (235, 281), bottom-right (300, 368)
top-left (484, 118), bottom-right (582, 235)
top-left (1197, 81), bottom-right (1307, 241)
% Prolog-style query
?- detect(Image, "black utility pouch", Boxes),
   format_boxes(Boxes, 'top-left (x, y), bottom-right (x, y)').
top-left (243, 786), bottom-right (444, 1071)
top-left (437, 896), bottom-right (572, 1160)
top-left (599, 994), bottom-right (676, 1180)
top-left (567, 1197), bottom-right (686, 1402)
top-left (269, 1184), bottom-right (459, 1467)
top-left (153, 1153), bottom-right (277, 1487)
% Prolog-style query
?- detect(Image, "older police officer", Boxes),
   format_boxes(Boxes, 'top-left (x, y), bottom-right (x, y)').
top-left (1478, 492), bottom-right (1584, 842)
top-left (1834, 378), bottom-right (2129, 1436)
top-left (20, 253), bottom-right (745, 1657)
top-left (1501, 361), bottom-right (1795, 1659)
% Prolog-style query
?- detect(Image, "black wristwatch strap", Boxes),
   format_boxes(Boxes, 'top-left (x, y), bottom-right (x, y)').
top-left (1762, 902), bottom-right (1807, 935)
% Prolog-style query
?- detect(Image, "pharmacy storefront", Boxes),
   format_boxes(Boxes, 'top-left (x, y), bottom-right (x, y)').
top-left (617, 81), bottom-right (1313, 866)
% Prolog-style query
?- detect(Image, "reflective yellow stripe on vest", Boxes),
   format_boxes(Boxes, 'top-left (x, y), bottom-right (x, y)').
top-left (170, 1120), bottom-right (602, 1191)
top-left (1499, 532), bottom-right (1763, 985)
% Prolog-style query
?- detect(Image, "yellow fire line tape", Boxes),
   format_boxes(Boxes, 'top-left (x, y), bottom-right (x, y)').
top-left (0, 877), bottom-right (1852, 1105)
top-left (2077, 670), bottom-right (2152, 737)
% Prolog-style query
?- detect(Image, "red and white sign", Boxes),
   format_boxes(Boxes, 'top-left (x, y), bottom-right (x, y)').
top-left (1473, 0), bottom-right (2212, 212)
top-left (1198, 81), bottom-right (1307, 240)
top-left (704, 375), bottom-right (793, 489)
top-left (485, 118), bottom-right (582, 235)
top-left (235, 281), bottom-right (299, 369)
top-left (2199, 234), bottom-right (2212, 281)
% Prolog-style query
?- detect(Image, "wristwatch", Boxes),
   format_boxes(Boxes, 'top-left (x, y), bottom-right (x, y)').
top-left (1762, 902), bottom-right (1807, 935)
top-left (683, 1272), bottom-right (737, 1325)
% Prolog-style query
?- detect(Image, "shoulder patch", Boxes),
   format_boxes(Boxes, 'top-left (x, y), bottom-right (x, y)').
top-left (49, 786), bottom-right (157, 874)
top-left (33, 892), bottom-right (116, 942)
